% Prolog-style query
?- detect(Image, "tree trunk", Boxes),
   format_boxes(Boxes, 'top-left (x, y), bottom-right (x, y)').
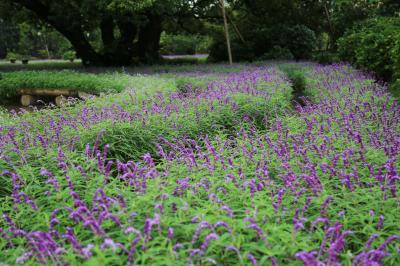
top-left (137, 14), bottom-right (163, 63)
top-left (100, 16), bottom-right (115, 54)
top-left (220, 0), bottom-right (233, 65)
top-left (13, 0), bottom-right (161, 66)
top-left (63, 31), bottom-right (104, 66)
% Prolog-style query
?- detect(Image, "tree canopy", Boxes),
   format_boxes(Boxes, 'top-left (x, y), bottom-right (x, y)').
top-left (0, 0), bottom-right (399, 65)
top-left (1, 0), bottom-right (215, 65)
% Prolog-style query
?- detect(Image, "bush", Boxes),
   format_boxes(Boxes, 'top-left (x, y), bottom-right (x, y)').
top-left (261, 46), bottom-right (294, 60)
top-left (160, 33), bottom-right (211, 55)
top-left (63, 51), bottom-right (76, 62)
top-left (209, 24), bottom-right (316, 62)
top-left (337, 17), bottom-right (400, 81)
top-left (208, 34), bottom-right (255, 62)
top-left (390, 79), bottom-right (400, 98)
top-left (6, 52), bottom-right (18, 62)
top-left (37, 49), bottom-right (50, 59)
top-left (280, 25), bottom-right (317, 60)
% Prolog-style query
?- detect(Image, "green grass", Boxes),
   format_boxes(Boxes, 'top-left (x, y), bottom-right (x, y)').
top-left (0, 71), bottom-right (132, 98)
top-left (78, 90), bottom-right (292, 162)
top-left (0, 60), bottom-right (83, 72)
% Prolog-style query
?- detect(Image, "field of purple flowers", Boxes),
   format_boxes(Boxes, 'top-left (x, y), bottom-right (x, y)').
top-left (0, 63), bottom-right (399, 265)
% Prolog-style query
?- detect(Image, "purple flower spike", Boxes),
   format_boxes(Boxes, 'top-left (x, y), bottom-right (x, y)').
top-left (295, 251), bottom-right (323, 265)
top-left (377, 215), bottom-right (384, 230)
top-left (200, 233), bottom-right (218, 252)
top-left (167, 227), bottom-right (174, 239)
top-left (247, 253), bottom-right (259, 266)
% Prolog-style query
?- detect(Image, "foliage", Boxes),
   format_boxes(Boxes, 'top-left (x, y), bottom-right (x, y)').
top-left (79, 70), bottom-right (291, 162)
top-left (0, 0), bottom-right (213, 65)
top-left (2, 0), bottom-right (400, 65)
top-left (208, 30), bottom-right (255, 62)
top-left (281, 25), bottom-right (317, 60)
top-left (0, 19), bottom-right (19, 59)
top-left (209, 24), bottom-right (316, 62)
top-left (5, 51), bottom-right (18, 60)
top-left (261, 45), bottom-right (294, 60)
top-left (63, 51), bottom-right (76, 62)
top-left (337, 16), bottom-right (400, 81)
top-left (0, 20), bottom-right (72, 59)
top-left (160, 33), bottom-right (211, 55)
top-left (390, 79), bottom-right (400, 99)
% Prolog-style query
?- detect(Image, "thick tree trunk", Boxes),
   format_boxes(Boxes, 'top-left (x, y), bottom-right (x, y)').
top-left (14, 0), bottom-right (103, 65)
top-left (62, 31), bottom-right (104, 66)
top-left (137, 14), bottom-right (163, 63)
top-left (13, 0), bottom-right (162, 66)
top-left (100, 16), bottom-right (115, 54)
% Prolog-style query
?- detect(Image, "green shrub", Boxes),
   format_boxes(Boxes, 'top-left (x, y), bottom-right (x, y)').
top-left (281, 25), bottom-right (317, 60)
top-left (261, 46), bottom-right (294, 60)
top-left (209, 24), bottom-right (316, 62)
top-left (6, 52), bottom-right (18, 61)
top-left (391, 34), bottom-right (400, 80)
top-left (37, 49), bottom-right (50, 59)
top-left (160, 33), bottom-right (211, 55)
top-left (208, 35), bottom-right (255, 62)
top-left (337, 17), bottom-right (400, 81)
top-left (390, 79), bottom-right (400, 99)
top-left (63, 51), bottom-right (76, 62)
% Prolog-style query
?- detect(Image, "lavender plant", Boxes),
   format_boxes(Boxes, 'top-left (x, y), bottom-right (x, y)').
top-left (0, 63), bottom-right (399, 265)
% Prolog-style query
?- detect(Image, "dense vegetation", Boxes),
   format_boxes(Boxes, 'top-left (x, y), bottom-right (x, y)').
top-left (1, 1), bottom-right (398, 93)
top-left (160, 33), bottom-right (212, 56)
top-left (0, 1), bottom-right (399, 265)
top-left (0, 62), bottom-right (399, 265)
top-left (338, 17), bottom-right (400, 88)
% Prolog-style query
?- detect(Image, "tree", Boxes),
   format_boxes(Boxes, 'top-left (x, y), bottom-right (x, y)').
top-left (1, 0), bottom-right (198, 65)
top-left (320, 0), bottom-right (400, 49)
top-left (209, 0), bottom-right (324, 61)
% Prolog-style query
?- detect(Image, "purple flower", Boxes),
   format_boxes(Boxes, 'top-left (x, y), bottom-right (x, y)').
top-left (82, 244), bottom-right (94, 259)
top-left (377, 215), bottom-right (384, 230)
top-left (214, 221), bottom-right (231, 233)
top-left (295, 251), bottom-right (323, 265)
top-left (200, 233), bottom-right (218, 252)
top-left (16, 252), bottom-right (33, 264)
top-left (247, 253), bottom-right (259, 266)
top-left (167, 227), bottom-right (174, 239)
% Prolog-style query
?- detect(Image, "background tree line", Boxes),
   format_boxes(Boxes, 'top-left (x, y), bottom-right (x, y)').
top-left (0, 0), bottom-right (399, 85)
